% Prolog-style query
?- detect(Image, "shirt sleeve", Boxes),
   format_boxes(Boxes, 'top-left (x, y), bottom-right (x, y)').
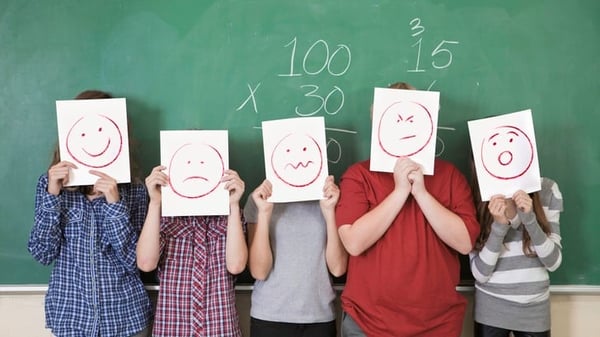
top-left (335, 164), bottom-right (371, 228)
top-left (448, 164), bottom-right (481, 248)
top-left (28, 174), bottom-right (64, 265)
top-left (101, 182), bottom-right (149, 271)
top-left (519, 178), bottom-right (563, 272)
top-left (469, 222), bottom-right (510, 283)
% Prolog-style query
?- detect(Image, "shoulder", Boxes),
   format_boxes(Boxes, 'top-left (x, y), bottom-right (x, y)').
top-left (37, 173), bottom-right (49, 186)
top-left (341, 159), bottom-right (372, 179)
top-left (120, 180), bottom-right (147, 195)
top-left (432, 159), bottom-right (465, 180)
top-left (540, 177), bottom-right (563, 210)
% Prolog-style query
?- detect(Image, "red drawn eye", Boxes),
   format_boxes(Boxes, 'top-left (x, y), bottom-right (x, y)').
top-left (509, 138), bottom-right (513, 143)
top-left (286, 149), bottom-right (290, 153)
top-left (303, 147), bottom-right (307, 151)
top-left (187, 160), bottom-right (191, 164)
top-left (98, 127), bottom-right (103, 132)
top-left (200, 161), bottom-right (205, 164)
top-left (81, 133), bottom-right (86, 137)
top-left (493, 142), bottom-right (497, 146)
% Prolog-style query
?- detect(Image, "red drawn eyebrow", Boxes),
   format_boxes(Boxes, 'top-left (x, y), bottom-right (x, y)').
top-left (507, 131), bottom-right (519, 136)
top-left (488, 133), bottom-right (500, 141)
top-left (397, 114), bottom-right (414, 121)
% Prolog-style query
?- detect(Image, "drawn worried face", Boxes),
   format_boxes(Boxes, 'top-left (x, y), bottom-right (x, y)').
top-left (168, 143), bottom-right (224, 198)
top-left (480, 125), bottom-right (534, 180)
top-left (66, 114), bottom-right (123, 168)
top-left (271, 133), bottom-right (323, 187)
top-left (377, 101), bottom-right (434, 157)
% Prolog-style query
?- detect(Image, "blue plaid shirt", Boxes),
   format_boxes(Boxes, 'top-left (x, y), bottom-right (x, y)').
top-left (28, 174), bottom-right (152, 337)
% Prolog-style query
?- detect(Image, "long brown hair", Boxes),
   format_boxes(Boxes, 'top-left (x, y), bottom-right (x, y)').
top-left (49, 90), bottom-right (141, 194)
top-left (470, 159), bottom-right (552, 256)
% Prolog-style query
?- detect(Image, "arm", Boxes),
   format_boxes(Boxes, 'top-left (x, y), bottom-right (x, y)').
top-left (409, 166), bottom-right (472, 254)
top-left (337, 158), bottom-right (415, 256)
top-left (92, 170), bottom-right (148, 271)
top-left (246, 180), bottom-right (274, 280)
top-left (320, 176), bottom-right (347, 276)
top-left (28, 174), bottom-right (65, 265)
top-left (469, 195), bottom-right (511, 283)
top-left (136, 166), bottom-right (166, 272)
top-left (223, 169), bottom-right (248, 275)
top-left (514, 190), bottom-right (562, 271)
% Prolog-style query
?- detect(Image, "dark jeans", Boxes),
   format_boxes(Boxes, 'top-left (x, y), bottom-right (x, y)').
top-left (250, 317), bottom-right (336, 337)
top-left (475, 322), bottom-right (550, 337)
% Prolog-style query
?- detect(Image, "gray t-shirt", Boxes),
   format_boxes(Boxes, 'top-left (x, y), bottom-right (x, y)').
top-left (244, 198), bottom-right (336, 323)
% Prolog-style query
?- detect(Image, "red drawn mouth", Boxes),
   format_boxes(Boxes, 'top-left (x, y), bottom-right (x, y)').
top-left (498, 151), bottom-right (513, 166)
top-left (285, 161), bottom-right (314, 170)
top-left (183, 176), bottom-right (208, 182)
top-left (82, 139), bottom-right (111, 157)
top-left (400, 135), bottom-right (416, 140)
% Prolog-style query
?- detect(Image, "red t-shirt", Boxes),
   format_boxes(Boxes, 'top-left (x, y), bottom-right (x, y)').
top-left (336, 159), bottom-right (480, 337)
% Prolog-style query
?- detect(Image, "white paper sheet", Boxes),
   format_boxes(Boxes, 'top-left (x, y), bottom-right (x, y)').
top-left (370, 88), bottom-right (439, 174)
top-left (468, 109), bottom-right (541, 201)
top-left (160, 130), bottom-right (229, 216)
top-left (56, 98), bottom-right (130, 186)
top-left (262, 117), bottom-right (328, 202)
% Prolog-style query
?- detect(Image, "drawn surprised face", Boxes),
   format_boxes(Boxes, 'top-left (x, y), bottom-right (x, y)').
top-left (66, 114), bottom-right (123, 168)
top-left (271, 133), bottom-right (323, 187)
top-left (480, 125), bottom-right (534, 180)
top-left (378, 101), bottom-right (434, 157)
top-left (168, 143), bottom-right (225, 198)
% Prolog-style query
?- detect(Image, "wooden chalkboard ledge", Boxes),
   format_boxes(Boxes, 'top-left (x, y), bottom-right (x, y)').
top-left (3, 285), bottom-right (600, 295)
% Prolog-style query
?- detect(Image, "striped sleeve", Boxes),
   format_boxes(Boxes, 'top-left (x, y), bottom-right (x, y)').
top-left (525, 177), bottom-right (563, 272)
top-left (470, 222), bottom-right (510, 283)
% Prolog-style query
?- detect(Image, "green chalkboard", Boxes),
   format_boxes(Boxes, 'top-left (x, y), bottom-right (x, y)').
top-left (1, 0), bottom-right (598, 285)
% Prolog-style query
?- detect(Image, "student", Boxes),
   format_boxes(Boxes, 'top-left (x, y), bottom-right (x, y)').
top-left (136, 165), bottom-right (247, 337)
top-left (335, 82), bottom-right (481, 337)
top-left (28, 90), bottom-right (153, 337)
top-left (245, 176), bottom-right (347, 337)
top-left (469, 176), bottom-right (563, 337)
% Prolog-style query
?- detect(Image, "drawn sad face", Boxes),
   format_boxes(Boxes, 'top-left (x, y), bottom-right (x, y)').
top-left (168, 143), bottom-right (225, 198)
top-left (378, 101), bottom-right (434, 157)
top-left (480, 125), bottom-right (534, 180)
top-left (271, 133), bottom-right (323, 187)
top-left (66, 114), bottom-right (123, 168)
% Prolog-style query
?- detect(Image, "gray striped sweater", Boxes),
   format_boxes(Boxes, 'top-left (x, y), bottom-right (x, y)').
top-left (469, 177), bottom-right (563, 332)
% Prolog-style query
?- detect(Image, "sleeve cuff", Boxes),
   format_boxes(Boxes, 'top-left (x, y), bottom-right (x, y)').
top-left (518, 209), bottom-right (536, 225)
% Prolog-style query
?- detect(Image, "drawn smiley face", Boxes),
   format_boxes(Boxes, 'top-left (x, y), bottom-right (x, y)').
top-left (480, 125), bottom-right (534, 180)
top-left (168, 143), bottom-right (225, 198)
top-left (66, 114), bottom-right (123, 168)
top-left (271, 133), bottom-right (323, 188)
top-left (377, 101), bottom-right (434, 157)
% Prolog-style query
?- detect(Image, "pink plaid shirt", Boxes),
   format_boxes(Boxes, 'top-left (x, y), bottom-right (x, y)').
top-left (153, 216), bottom-right (242, 337)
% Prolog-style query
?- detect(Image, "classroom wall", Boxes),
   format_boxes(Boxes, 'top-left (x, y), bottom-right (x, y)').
top-left (1, 289), bottom-right (598, 337)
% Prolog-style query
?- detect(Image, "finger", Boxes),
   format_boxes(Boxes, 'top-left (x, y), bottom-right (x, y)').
top-left (55, 161), bottom-right (78, 170)
top-left (89, 170), bottom-right (111, 179)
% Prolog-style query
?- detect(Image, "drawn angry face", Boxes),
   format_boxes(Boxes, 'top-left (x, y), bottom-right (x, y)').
top-left (65, 114), bottom-right (123, 168)
top-left (271, 133), bottom-right (323, 187)
top-left (168, 143), bottom-right (224, 198)
top-left (480, 125), bottom-right (534, 180)
top-left (377, 101), bottom-right (434, 157)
